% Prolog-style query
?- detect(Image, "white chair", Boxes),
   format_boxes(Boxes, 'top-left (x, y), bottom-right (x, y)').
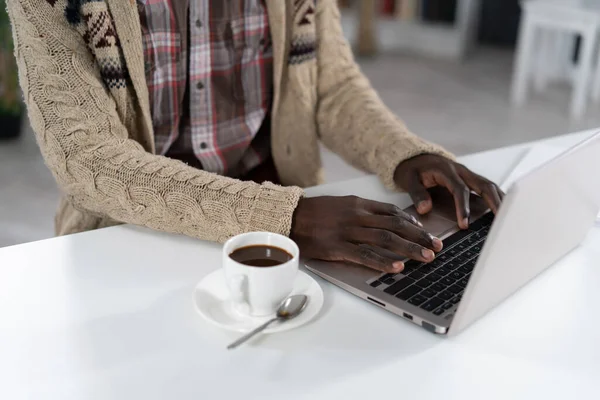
top-left (511, 0), bottom-right (600, 119)
top-left (593, 36), bottom-right (600, 101)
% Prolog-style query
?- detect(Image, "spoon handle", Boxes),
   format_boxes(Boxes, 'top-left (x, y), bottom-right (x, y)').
top-left (227, 317), bottom-right (280, 350)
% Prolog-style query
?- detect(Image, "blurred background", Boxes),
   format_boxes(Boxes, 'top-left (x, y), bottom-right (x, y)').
top-left (2, 0), bottom-right (600, 247)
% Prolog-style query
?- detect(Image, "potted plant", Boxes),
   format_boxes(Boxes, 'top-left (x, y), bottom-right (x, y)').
top-left (0, 0), bottom-right (24, 140)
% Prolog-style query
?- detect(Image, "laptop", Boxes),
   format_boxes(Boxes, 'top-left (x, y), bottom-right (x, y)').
top-left (305, 132), bottom-right (600, 335)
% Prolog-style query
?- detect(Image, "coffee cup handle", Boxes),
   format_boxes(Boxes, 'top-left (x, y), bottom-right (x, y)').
top-left (228, 274), bottom-right (250, 315)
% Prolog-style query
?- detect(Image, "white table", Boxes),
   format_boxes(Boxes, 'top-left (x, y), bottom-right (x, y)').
top-left (1, 130), bottom-right (599, 400)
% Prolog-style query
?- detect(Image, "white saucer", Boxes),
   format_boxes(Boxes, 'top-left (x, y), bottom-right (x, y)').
top-left (193, 270), bottom-right (324, 333)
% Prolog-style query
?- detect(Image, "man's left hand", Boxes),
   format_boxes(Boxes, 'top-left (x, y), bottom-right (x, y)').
top-left (394, 154), bottom-right (504, 230)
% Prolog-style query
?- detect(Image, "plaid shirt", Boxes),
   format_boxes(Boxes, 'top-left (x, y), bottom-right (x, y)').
top-left (138, 0), bottom-right (273, 177)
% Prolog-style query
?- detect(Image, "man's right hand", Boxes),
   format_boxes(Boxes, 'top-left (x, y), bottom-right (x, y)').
top-left (290, 196), bottom-right (444, 273)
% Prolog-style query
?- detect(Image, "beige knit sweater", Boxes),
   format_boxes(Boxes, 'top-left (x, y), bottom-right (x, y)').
top-left (7, 0), bottom-right (453, 243)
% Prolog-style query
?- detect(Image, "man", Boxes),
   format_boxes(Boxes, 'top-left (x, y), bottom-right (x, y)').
top-left (7, 0), bottom-right (502, 273)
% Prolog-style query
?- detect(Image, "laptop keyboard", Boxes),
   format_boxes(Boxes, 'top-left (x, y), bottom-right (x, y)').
top-left (368, 212), bottom-right (495, 317)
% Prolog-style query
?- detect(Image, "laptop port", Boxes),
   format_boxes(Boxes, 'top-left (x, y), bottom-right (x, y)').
top-left (403, 312), bottom-right (413, 320)
top-left (366, 297), bottom-right (386, 307)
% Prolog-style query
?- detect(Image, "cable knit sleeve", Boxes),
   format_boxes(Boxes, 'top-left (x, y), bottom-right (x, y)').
top-left (6, 0), bottom-right (303, 243)
top-left (315, 0), bottom-right (455, 190)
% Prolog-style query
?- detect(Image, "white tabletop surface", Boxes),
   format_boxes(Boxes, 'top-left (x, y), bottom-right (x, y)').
top-left (1, 130), bottom-right (599, 400)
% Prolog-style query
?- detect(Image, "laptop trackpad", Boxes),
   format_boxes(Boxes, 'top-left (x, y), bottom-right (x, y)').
top-left (402, 187), bottom-right (489, 237)
top-left (402, 208), bottom-right (455, 238)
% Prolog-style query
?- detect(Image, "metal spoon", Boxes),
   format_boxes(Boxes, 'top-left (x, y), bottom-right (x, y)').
top-left (227, 294), bottom-right (308, 350)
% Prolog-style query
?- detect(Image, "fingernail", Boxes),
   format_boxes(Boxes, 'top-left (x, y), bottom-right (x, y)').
top-left (421, 249), bottom-right (435, 261)
top-left (417, 201), bottom-right (428, 213)
top-left (392, 261), bottom-right (404, 272)
top-left (432, 237), bottom-right (443, 251)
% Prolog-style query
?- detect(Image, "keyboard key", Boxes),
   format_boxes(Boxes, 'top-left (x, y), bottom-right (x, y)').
top-left (396, 285), bottom-right (421, 300)
top-left (437, 267), bottom-right (451, 276)
top-left (441, 277), bottom-right (455, 286)
top-left (468, 220), bottom-right (486, 232)
top-left (458, 265), bottom-right (472, 274)
top-left (442, 229), bottom-right (471, 248)
top-left (465, 236), bottom-right (478, 245)
top-left (474, 232), bottom-right (485, 241)
top-left (458, 278), bottom-right (469, 288)
top-left (429, 259), bottom-right (443, 267)
top-left (468, 225), bottom-right (482, 234)
top-left (442, 302), bottom-right (454, 310)
top-left (447, 247), bottom-right (459, 256)
top-left (445, 261), bottom-right (459, 271)
top-left (421, 297), bottom-right (444, 312)
top-left (370, 280), bottom-right (382, 288)
top-left (438, 253), bottom-right (450, 262)
top-left (439, 290), bottom-right (454, 301)
top-left (454, 255), bottom-right (468, 264)
top-left (420, 264), bottom-right (434, 274)
top-left (408, 294), bottom-right (427, 306)
top-left (420, 288), bottom-right (437, 298)
top-left (380, 273), bottom-right (396, 281)
top-left (469, 212), bottom-right (494, 231)
top-left (450, 271), bottom-right (464, 280)
top-left (451, 295), bottom-right (462, 304)
top-left (472, 245), bottom-right (482, 253)
top-left (409, 271), bottom-right (425, 280)
top-left (403, 260), bottom-right (420, 269)
top-left (415, 278), bottom-right (433, 288)
top-left (431, 282), bottom-right (446, 291)
top-left (448, 284), bottom-right (464, 294)
top-left (402, 260), bottom-right (422, 274)
top-left (383, 277), bottom-right (396, 285)
top-left (383, 277), bottom-right (415, 295)
top-left (433, 308), bottom-right (445, 316)
top-left (428, 273), bottom-right (442, 282)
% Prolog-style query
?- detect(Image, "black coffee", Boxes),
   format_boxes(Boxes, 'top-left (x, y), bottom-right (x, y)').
top-left (229, 245), bottom-right (292, 267)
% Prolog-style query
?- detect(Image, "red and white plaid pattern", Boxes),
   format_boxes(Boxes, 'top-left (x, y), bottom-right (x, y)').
top-left (138, 0), bottom-right (273, 177)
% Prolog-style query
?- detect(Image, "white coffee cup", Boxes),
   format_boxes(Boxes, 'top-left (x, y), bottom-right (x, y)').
top-left (223, 232), bottom-right (299, 317)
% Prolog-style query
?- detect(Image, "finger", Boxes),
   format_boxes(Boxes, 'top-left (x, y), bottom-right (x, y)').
top-left (404, 172), bottom-right (433, 215)
top-left (458, 169), bottom-right (503, 214)
top-left (360, 215), bottom-right (443, 252)
top-left (481, 183), bottom-right (502, 214)
top-left (433, 171), bottom-right (470, 229)
top-left (348, 228), bottom-right (436, 263)
top-left (465, 179), bottom-right (500, 214)
top-left (357, 198), bottom-right (423, 227)
top-left (335, 244), bottom-right (404, 273)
